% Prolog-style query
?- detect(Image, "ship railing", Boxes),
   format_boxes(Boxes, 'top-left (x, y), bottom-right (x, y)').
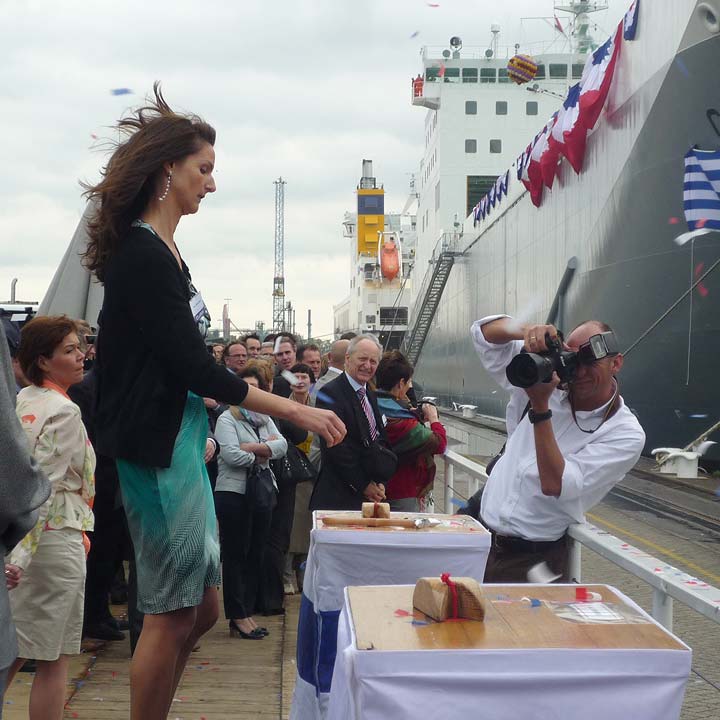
top-left (439, 448), bottom-right (720, 631)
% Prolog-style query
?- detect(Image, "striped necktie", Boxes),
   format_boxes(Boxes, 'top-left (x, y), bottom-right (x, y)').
top-left (356, 386), bottom-right (378, 441)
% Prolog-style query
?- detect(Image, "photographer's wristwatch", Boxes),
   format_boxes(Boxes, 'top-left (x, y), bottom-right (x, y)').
top-left (528, 408), bottom-right (553, 425)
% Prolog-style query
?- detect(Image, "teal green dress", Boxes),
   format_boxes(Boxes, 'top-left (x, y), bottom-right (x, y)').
top-left (117, 392), bottom-right (220, 614)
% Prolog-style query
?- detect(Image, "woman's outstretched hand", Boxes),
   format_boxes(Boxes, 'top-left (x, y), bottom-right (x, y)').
top-left (294, 405), bottom-right (347, 447)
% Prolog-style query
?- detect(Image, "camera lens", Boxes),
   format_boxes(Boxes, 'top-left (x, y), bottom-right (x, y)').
top-left (506, 353), bottom-right (554, 388)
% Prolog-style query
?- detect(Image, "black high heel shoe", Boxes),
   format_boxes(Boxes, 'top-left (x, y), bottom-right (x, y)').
top-left (229, 619), bottom-right (264, 640)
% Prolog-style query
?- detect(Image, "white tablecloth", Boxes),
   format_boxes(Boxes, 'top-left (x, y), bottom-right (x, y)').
top-left (327, 584), bottom-right (692, 720)
top-left (290, 513), bottom-right (490, 720)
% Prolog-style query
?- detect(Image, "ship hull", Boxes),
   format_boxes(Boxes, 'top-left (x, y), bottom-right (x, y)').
top-left (416, 26), bottom-right (720, 458)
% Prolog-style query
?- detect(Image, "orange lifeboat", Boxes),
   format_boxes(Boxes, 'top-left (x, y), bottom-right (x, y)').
top-left (379, 235), bottom-right (401, 281)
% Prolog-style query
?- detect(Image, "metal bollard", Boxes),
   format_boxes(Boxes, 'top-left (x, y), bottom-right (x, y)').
top-left (652, 587), bottom-right (674, 631)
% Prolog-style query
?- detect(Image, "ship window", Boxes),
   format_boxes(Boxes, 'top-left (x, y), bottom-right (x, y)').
top-left (535, 64), bottom-right (546, 79)
top-left (465, 100), bottom-right (477, 115)
top-left (443, 67), bottom-right (460, 83)
top-left (462, 68), bottom-right (478, 83)
top-left (549, 63), bottom-right (568, 78)
top-left (435, 181), bottom-right (441, 211)
top-left (572, 63), bottom-right (584, 79)
top-left (489, 139), bottom-right (502, 153)
top-left (358, 195), bottom-right (384, 214)
top-left (480, 68), bottom-right (496, 83)
top-left (526, 101), bottom-right (538, 115)
top-left (364, 263), bottom-right (375, 280)
top-left (498, 68), bottom-right (510, 83)
top-left (495, 101), bottom-right (508, 115)
top-left (466, 175), bottom-right (498, 217)
top-left (426, 67), bottom-right (441, 82)
top-left (380, 307), bottom-right (408, 325)
top-left (465, 139), bottom-right (477, 153)
top-left (366, 315), bottom-right (376, 324)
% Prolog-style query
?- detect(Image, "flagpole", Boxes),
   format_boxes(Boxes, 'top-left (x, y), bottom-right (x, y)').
top-left (686, 239), bottom-right (694, 386)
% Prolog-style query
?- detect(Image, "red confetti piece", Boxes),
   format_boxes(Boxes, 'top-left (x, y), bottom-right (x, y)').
top-left (668, 217), bottom-right (680, 224)
top-left (654, 567), bottom-right (663, 572)
top-left (111, 671), bottom-right (117, 679)
top-left (696, 218), bottom-right (707, 228)
top-left (438, 64), bottom-right (446, 78)
top-left (200, 661), bottom-right (210, 665)
top-left (620, 543), bottom-right (629, 548)
top-left (394, 609), bottom-right (410, 617)
top-left (427, 2), bottom-right (440, 6)
top-left (695, 262), bottom-right (709, 297)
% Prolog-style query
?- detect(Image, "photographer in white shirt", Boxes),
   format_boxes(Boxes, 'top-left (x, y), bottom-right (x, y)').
top-left (471, 315), bottom-right (645, 582)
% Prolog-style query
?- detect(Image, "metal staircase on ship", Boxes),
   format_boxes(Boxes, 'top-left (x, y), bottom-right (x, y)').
top-left (401, 234), bottom-right (463, 366)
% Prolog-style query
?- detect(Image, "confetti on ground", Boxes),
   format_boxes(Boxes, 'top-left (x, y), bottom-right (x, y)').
top-left (668, 217), bottom-right (680, 224)
top-left (410, 31), bottom-right (420, 38)
top-left (427, 2), bottom-right (440, 6)
top-left (438, 64), bottom-right (446, 78)
top-left (90, 133), bottom-right (98, 140)
top-left (394, 608), bottom-right (411, 617)
top-left (111, 671), bottom-right (117, 679)
top-left (110, 88), bottom-right (133, 96)
top-left (411, 619), bottom-right (430, 626)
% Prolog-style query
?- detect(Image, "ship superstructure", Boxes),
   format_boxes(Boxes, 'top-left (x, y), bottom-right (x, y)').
top-left (333, 161), bottom-right (417, 349)
top-left (407, 0), bottom-right (720, 457)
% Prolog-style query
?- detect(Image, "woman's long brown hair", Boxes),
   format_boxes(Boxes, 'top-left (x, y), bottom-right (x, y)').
top-left (82, 82), bottom-right (215, 282)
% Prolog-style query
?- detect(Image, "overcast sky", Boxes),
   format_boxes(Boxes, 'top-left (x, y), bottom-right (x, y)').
top-left (0, 0), bottom-right (627, 338)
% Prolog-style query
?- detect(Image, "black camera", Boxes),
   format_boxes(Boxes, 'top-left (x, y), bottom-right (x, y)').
top-left (506, 331), bottom-right (619, 388)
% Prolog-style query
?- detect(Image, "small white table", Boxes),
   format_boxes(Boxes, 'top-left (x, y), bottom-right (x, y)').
top-left (328, 583), bottom-right (692, 720)
top-left (290, 511), bottom-right (490, 720)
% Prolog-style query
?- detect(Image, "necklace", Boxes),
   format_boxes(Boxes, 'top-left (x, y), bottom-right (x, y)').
top-left (569, 379), bottom-right (620, 434)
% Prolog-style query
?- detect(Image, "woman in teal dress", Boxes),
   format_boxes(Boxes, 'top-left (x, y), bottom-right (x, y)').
top-left (84, 84), bottom-right (346, 720)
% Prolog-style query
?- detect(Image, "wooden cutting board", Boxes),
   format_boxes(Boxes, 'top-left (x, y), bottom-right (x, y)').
top-left (315, 511), bottom-right (487, 534)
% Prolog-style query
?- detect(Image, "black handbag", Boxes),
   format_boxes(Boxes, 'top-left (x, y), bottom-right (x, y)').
top-left (272, 442), bottom-right (317, 486)
top-left (234, 413), bottom-right (277, 512)
top-left (359, 439), bottom-right (398, 484)
top-left (246, 463), bottom-right (277, 512)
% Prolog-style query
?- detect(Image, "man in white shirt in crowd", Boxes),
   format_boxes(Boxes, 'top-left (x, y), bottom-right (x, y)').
top-left (471, 315), bottom-right (645, 582)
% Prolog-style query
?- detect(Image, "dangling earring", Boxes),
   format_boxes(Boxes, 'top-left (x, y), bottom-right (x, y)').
top-left (158, 171), bottom-right (172, 202)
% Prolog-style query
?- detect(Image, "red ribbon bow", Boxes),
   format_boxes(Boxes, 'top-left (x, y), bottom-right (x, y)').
top-left (440, 573), bottom-right (459, 619)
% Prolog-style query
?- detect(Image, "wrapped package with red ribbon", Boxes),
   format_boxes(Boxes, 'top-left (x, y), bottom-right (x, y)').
top-left (412, 574), bottom-right (486, 622)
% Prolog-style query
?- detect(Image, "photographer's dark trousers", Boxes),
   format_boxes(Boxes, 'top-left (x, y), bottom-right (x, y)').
top-left (483, 527), bottom-right (570, 583)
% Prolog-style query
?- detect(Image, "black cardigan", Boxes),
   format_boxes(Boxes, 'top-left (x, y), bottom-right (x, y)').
top-left (96, 226), bottom-right (249, 468)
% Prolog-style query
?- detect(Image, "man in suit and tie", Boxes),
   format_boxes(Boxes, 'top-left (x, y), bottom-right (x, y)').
top-left (310, 334), bottom-right (396, 511)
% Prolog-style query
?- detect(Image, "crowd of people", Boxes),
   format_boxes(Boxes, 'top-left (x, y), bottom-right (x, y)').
top-left (1, 305), bottom-right (447, 719)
